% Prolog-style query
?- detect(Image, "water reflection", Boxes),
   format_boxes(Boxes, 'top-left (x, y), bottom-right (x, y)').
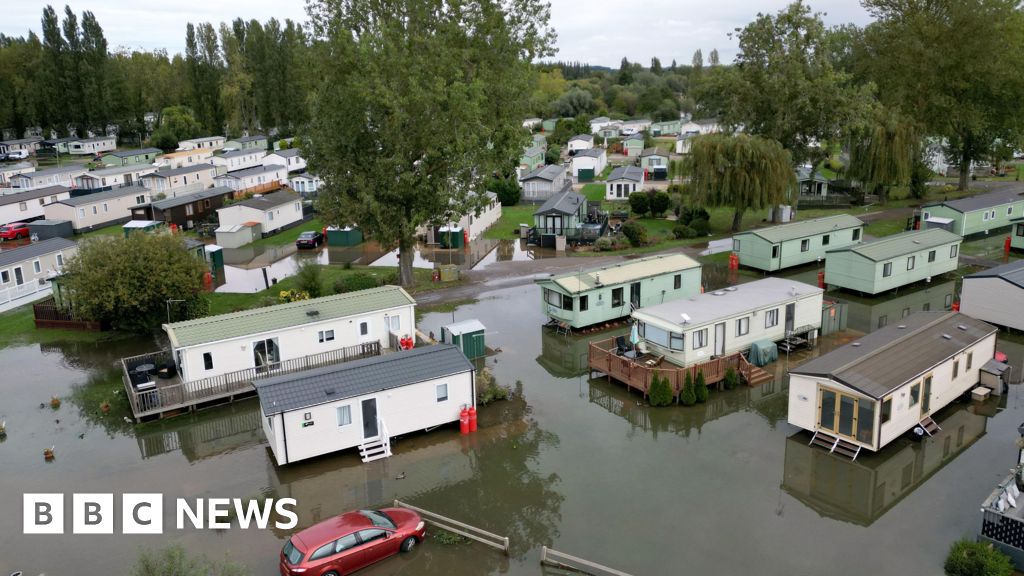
top-left (368, 238), bottom-right (549, 271)
top-left (217, 244), bottom-right (329, 293)
top-left (841, 279), bottom-right (957, 334)
top-left (135, 400), bottom-right (265, 462)
top-left (782, 403), bottom-right (990, 526)
top-left (537, 327), bottom-right (626, 379)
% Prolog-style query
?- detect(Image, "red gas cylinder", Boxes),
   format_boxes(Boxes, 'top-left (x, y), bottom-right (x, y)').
top-left (1006, 236), bottom-right (1012, 255)
top-left (996, 351), bottom-right (1009, 363)
top-left (817, 270), bottom-right (825, 289)
top-left (459, 407), bottom-right (470, 435)
top-left (468, 406), bottom-right (477, 432)
top-left (952, 300), bottom-right (961, 312)
top-left (323, 227), bottom-right (328, 245)
top-left (203, 271), bottom-right (212, 288)
top-left (170, 223), bottom-right (178, 233)
top-left (463, 229), bottom-right (469, 245)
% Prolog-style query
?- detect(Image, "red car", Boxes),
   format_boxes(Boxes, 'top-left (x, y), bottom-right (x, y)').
top-left (280, 508), bottom-right (425, 576)
top-left (0, 222), bottom-right (29, 240)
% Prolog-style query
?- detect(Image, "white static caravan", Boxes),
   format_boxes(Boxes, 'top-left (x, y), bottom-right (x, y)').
top-left (788, 312), bottom-right (998, 458)
top-left (632, 277), bottom-right (823, 367)
top-left (10, 165), bottom-right (87, 190)
top-left (162, 286), bottom-right (417, 385)
top-left (211, 149), bottom-right (266, 172)
top-left (263, 148), bottom-right (306, 173)
top-left (215, 189), bottom-right (302, 236)
top-left (960, 260), bottom-right (1024, 332)
top-left (178, 135), bottom-right (226, 152)
top-left (256, 345), bottom-right (475, 465)
top-left (0, 185), bottom-right (70, 225)
top-left (44, 185), bottom-right (151, 232)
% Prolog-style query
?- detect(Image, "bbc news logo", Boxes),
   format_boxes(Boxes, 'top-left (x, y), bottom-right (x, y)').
top-left (23, 494), bottom-right (298, 534)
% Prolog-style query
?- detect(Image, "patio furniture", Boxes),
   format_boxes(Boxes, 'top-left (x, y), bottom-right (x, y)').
top-left (614, 336), bottom-right (631, 355)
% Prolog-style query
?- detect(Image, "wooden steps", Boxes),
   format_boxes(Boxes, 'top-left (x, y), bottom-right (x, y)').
top-left (808, 430), bottom-right (862, 461)
top-left (918, 415), bottom-right (941, 436)
top-left (744, 365), bottom-right (774, 386)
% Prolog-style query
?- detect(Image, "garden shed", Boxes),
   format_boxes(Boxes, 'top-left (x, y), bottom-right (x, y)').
top-left (122, 220), bottom-right (166, 237)
top-left (441, 319), bottom-right (487, 360)
top-left (326, 226), bottom-right (363, 246)
top-left (28, 219), bottom-right (73, 240)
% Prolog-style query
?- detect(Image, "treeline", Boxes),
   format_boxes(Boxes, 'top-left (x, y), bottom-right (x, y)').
top-left (0, 5), bottom-right (312, 140)
top-left (530, 51), bottom-right (722, 122)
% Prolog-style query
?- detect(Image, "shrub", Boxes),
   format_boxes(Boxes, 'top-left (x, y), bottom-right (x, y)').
top-left (680, 371), bottom-right (696, 406)
top-left (650, 191), bottom-right (671, 216)
top-left (679, 206), bottom-right (710, 226)
top-left (690, 218), bottom-right (710, 236)
top-left (695, 370), bottom-right (709, 403)
top-left (673, 225), bottom-right (697, 239)
top-left (629, 192), bottom-right (650, 216)
top-left (944, 540), bottom-right (1013, 576)
top-left (724, 367), bottom-right (739, 390)
top-left (488, 175), bottom-right (521, 206)
top-left (294, 261), bottom-right (324, 298)
top-left (278, 289), bottom-right (310, 303)
top-left (594, 237), bottom-right (615, 251)
top-left (666, 183), bottom-right (685, 195)
top-left (130, 544), bottom-right (250, 576)
top-left (621, 220), bottom-right (649, 247)
top-left (648, 374), bottom-right (673, 407)
top-left (333, 272), bottom-right (380, 294)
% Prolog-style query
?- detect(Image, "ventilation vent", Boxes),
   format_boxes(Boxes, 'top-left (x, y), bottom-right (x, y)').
top-left (324, 388), bottom-right (335, 396)
top-left (852, 342), bottom-right (861, 347)
top-left (712, 290), bottom-right (726, 296)
top-left (942, 333), bottom-right (952, 340)
top-left (724, 286), bottom-right (738, 292)
top-left (306, 310), bottom-right (320, 317)
top-left (897, 324), bottom-right (906, 329)
top-left (957, 324), bottom-right (968, 331)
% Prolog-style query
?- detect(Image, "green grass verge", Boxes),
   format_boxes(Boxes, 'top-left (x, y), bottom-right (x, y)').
top-left (0, 305), bottom-right (130, 349)
top-left (864, 218), bottom-right (909, 238)
top-left (580, 183), bottom-right (606, 202)
top-left (248, 218), bottom-right (324, 248)
top-left (484, 204), bottom-right (535, 239)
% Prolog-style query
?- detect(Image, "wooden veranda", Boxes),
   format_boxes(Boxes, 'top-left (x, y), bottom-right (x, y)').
top-left (587, 338), bottom-right (773, 399)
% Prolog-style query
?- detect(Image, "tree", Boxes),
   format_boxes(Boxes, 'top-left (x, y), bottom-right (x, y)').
top-left (306, 0), bottom-right (554, 286)
top-left (708, 48), bottom-right (719, 66)
top-left (862, 0), bottom-right (1024, 191)
top-left (61, 234), bottom-right (208, 333)
top-left (628, 192), bottom-right (649, 216)
top-left (695, 2), bottom-right (869, 175)
top-left (544, 144), bottom-right (561, 166)
top-left (294, 260), bottom-right (324, 298)
top-left (943, 540), bottom-right (1013, 576)
top-left (150, 105), bottom-right (202, 150)
top-left (694, 370), bottom-right (708, 403)
top-left (650, 190), bottom-right (671, 216)
top-left (692, 49), bottom-right (703, 72)
top-left (549, 87), bottom-right (594, 118)
top-left (650, 57), bottom-right (662, 75)
top-left (687, 134), bottom-right (796, 231)
top-left (487, 175), bottom-right (521, 207)
top-left (621, 219), bottom-right (648, 246)
top-left (648, 374), bottom-right (673, 407)
top-left (846, 108), bottom-right (918, 203)
top-left (617, 57), bottom-right (634, 85)
top-left (680, 371), bottom-right (696, 406)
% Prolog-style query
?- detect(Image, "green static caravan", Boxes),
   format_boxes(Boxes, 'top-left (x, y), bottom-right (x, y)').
top-left (651, 119), bottom-right (682, 137)
top-left (824, 229), bottom-right (962, 295)
top-left (921, 187), bottom-right (1024, 237)
top-left (223, 134), bottom-right (268, 152)
top-left (732, 214), bottom-right (865, 272)
top-left (623, 134), bottom-right (645, 158)
top-left (1011, 218), bottom-right (1024, 251)
top-left (519, 145), bottom-right (545, 173)
top-left (440, 319), bottom-right (486, 360)
top-left (639, 148), bottom-right (670, 181)
top-left (542, 118), bottom-right (559, 132)
top-left (100, 147), bottom-right (163, 167)
top-left (532, 133), bottom-right (547, 151)
top-left (535, 253), bottom-right (702, 330)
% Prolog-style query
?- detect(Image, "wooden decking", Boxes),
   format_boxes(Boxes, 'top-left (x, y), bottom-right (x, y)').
top-left (121, 341), bottom-right (382, 421)
top-left (587, 338), bottom-right (773, 398)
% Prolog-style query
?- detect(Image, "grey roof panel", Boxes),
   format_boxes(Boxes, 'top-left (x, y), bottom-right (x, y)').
top-left (224, 189), bottom-right (298, 211)
top-left (232, 135), bottom-right (267, 143)
top-left (640, 147), bottom-right (667, 157)
top-left (535, 189), bottom-right (584, 215)
top-left (520, 164), bottom-right (566, 182)
top-left (144, 163), bottom-right (216, 178)
top-left (269, 148), bottom-right (301, 158)
top-left (56, 185), bottom-right (149, 206)
top-left (573, 148), bottom-right (605, 158)
top-left (607, 165), bottom-right (644, 182)
top-left (924, 187), bottom-right (1024, 213)
top-left (965, 258), bottom-right (1024, 289)
top-left (737, 215), bottom-right (864, 243)
top-left (790, 312), bottom-right (996, 399)
top-left (218, 148), bottom-right (266, 159)
top-left (826, 228), bottom-right (962, 261)
top-left (254, 345), bottom-right (474, 415)
top-left (0, 237), bottom-right (76, 268)
top-left (106, 147), bottom-right (161, 157)
top-left (0, 185), bottom-right (69, 207)
top-left (218, 164), bottom-right (286, 179)
top-left (150, 186), bottom-right (235, 210)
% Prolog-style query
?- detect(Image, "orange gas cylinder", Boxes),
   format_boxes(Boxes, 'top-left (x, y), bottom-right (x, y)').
top-left (1006, 236), bottom-right (1012, 255)
top-left (817, 270), bottom-right (825, 288)
top-left (463, 229), bottom-right (469, 245)
top-left (952, 300), bottom-right (961, 311)
top-left (468, 406), bottom-right (477, 432)
top-left (459, 406), bottom-right (470, 435)
top-left (203, 271), bottom-right (213, 288)
top-left (170, 223), bottom-right (178, 233)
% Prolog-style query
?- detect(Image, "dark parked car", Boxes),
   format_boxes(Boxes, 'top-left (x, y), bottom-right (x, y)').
top-left (295, 230), bottom-right (324, 249)
top-left (280, 508), bottom-right (425, 576)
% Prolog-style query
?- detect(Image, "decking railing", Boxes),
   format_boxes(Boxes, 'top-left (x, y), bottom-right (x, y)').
top-left (32, 297), bottom-right (104, 331)
top-left (121, 341), bottom-right (382, 420)
top-left (588, 338), bottom-right (746, 397)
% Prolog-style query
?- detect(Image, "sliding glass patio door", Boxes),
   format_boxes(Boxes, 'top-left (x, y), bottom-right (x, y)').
top-left (818, 387), bottom-right (875, 445)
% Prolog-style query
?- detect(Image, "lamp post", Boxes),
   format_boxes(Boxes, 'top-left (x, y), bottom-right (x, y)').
top-left (166, 299), bottom-right (186, 324)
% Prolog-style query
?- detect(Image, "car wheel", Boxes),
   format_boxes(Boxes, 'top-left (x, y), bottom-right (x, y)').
top-left (323, 572), bottom-right (340, 576)
top-left (400, 536), bottom-right (417, 553)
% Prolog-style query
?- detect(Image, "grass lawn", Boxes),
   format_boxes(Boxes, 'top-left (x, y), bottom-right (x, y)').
top-left (205, 265), bottom-right (457, 316)
top-left (248, 218), bottom-right (324, 248)
top-left (79, 224), bottom-right (126, 239)
top-left (864, 218), bottom-right (909, 238)
top-left (581, 183), bottom-right (605, 202)
top-left (0, 305), bottom-right (129, 349)
top-left (484, 204), bottom-right (535, 239)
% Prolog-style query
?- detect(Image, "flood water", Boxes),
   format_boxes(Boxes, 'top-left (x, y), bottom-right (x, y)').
top-left (2, 266), bottom-right (1024, 575)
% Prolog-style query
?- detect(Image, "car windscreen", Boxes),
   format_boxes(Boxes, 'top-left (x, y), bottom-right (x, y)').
top-left (360, 509), bottom-right (397, 529)
top-left (282, 538), bottom-right (304, 564)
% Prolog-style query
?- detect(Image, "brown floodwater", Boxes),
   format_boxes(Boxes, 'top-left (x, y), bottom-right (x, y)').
top-left (1, 270), bottom-right (1023, 575)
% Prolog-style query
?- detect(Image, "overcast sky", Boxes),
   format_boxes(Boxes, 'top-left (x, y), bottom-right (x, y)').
top-left (1, 0), bottom-right (873, 67)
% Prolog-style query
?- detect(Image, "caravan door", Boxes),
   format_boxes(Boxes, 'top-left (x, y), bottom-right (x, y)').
top-left (714, 322), bottom-right (726, 356)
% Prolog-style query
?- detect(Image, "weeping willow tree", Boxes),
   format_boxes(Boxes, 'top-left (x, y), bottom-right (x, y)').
top-left (846, 111), bottom-right (918, 204)
top-left (686, 134), bottom-right (796, 232)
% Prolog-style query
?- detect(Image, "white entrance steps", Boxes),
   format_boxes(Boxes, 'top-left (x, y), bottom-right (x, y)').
top-left (359, 418), bottom-right (392, 463)
top-left (809, 430), bottom-right (862, 461)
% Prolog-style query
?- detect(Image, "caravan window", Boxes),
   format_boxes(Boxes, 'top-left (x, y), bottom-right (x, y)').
top-left (692, 329), bottom-right (708, 349)
top-left (736, 317), bottom-right (749, 336)
top-left (950, 245), bottom-right (958, 258)
top-left (909, 383), bottom-right (920, 407)
top-left (318, 330), bottom-right (335, 343)
top-left (644, 324), bottom-right (670, 347)
top-left (771, 245), bottom-right (780, 258)
top-left (337, 405), bottom-right (352, 426)
top-left (669, 332), bottom-right (684, 351)
top-left (800, 239), bottom-right (810, 252)
top-left (928, 250), bottom-right (936, 262)
top-left (821, 234), bottom-right (830, 246)
top-left (612, 287), bottom-right (624, 307)
top-left (733, 239), bottom-right (741, 252)
top-left (853, 229), bottom-right (861, 241)
top-left (579, 295), bottom-right (589, 311)
top-left (881, 397), bottom-right (892, 424)
top-left (389, 316), bottom-right (401, 331)
top-left (436, 383), bottom-right (448, 402)
top-left (883, 262), bottom-right (892, 277)
top-left (764, 309), bottom-right (779, 328)
top-left (674, 274), bottom-right (681, 290)
top-left (906, 256), bottom-right (915, 270)
top-left (203, 353), bottom-right (213, 370)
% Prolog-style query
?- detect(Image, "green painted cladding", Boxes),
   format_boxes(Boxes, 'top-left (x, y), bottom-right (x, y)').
top-left (520, 150), bottom-right (544, 171)
top-left (1013, 222), bottom-right (1024, 250)
top-left (924, 199), bottom-right (1024, 236)
top-left (734, 226), bottom-right (864, 271)
top-left (100, 150), bottom-right (161, 167)
top-left (824, 241), bottom-right (961, 294)
top-left (538, 267), bottom-right (702, 329)
top-left (624, 140), bottom-right (644, 156)
top-left (640, 155), bottom-right (668, 170)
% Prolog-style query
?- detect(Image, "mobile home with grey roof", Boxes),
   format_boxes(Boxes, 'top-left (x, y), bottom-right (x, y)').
top-left (960, 259), bottom-right (1024, 332)
top-left (824, 229), bottom-right (962, 294)
top-left (732, 215), bottom-right (865, 272)
top-left (922, 188), bottom-right (1024, 236)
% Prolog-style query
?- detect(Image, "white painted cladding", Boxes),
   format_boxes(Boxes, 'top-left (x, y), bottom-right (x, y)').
top-left (215, 199), bottom-right (302, 234)
top-left (960, 277), bottom-right (1024, 331)
top-left (45, 191), bottom-right (151, 231)
top-left (266, 370), bottom-right (473, 465)
top-left (0, 190), bottom-right (71, 224)
top-left (175, 304), bottom-right (415, 384)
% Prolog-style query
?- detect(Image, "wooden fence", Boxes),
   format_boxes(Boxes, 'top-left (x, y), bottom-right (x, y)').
top-left (32, 298), bottom-right (104, 331)
top-left (393, 499), bottom-right (510, 555)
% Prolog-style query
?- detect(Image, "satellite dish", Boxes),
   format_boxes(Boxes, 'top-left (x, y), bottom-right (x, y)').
top-left (680, 313), bottom-right (691, 324)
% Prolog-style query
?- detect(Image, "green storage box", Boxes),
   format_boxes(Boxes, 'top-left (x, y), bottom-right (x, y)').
top-left (439, 226), bottom-right (465, 248)
top-left (441, 319), bottom-right (486, 360)
top-left (326, 226), bottom-right (363, 247)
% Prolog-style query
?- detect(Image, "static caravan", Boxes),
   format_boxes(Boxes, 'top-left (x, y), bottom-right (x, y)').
top-left (788, 312), bottom-right (998, 459)
top-left (541, 118), bottom-right (559, 132)
top-left (215, 189), bottom-right (302, 236)
top-left (263, 148), bottom-right (306, 173)
top-left (523, 117), bottom-right (542, 130)
top-left (214, 164), bottom-right (287, 194)
top-left (632, 277), bottom-right (823, 367)
top-left (519, 145), bottom-right (545, 176)
top-left (154, 148), bottom-right (215, 169)
top-left (0, 162), bottom-right (34, 185)
top-left (134, 186), bottom-right (236, 230)
top-left (824, 229), bottom-right (962, 294)
top-left (535, 253), bottom-right (702, 330)
top-left (570, 148), bottom-right (607, 182)
top-left (530, 189), bottom-right (595, 248)
top-left (676, 132), bottom-right (697, 154)
top-left (140, 163), bottom-right (218, 195)
top-left (177, 135), bottom-right (226, 151)
top-left (75, 164), bottom-right (158, 190)
top-left (211, 148), bottom-right (267, 172)
top-left (1012, 218), bottom-right (1024, 251)
top-left (922, 188), bottom-right (1024, 237)
top-left (589, 116), bottom-right (613, 133)
top-left (10, 165), bottom-right (87, 190)
top-left (960, 259), bottom-right (1024, 332)
top-left (0, 185), bottom-right (70, 225)
top-left (639, 148), bottom-right (669, 170)
top-left (223, 134), bottom-right (268, 152)
top-left (605, 165), bottom-right (644, 201)
top-left (567, 134), bottom-right (594, 153)
top-left (67, 136), bottom-right (116, 156)
top-left (732, 214), bottom-right (865, 272)
top-left (422, 191), bottom-right (501, 244)
top-left (0, 137), bottom-right (42, 155)
top-left (623, 134), bottom-right (644, 157)
top-left (289, 173), bottom-right (321, 196)
top-left (0, 237), bottom-right (76, 302)
top-left (99, 147), bottom-right (162, 167)
top-left (44, 185), bottom-right (151, 232)
top-left (256, 345), bottom-right (474, 465)
top-left (162, 286), bottom-right (417, 385)
top-left (520, 164), bottom-right (570, 203)
top-left (651, 120), bottom-right (682, 137)
top-left (532, 133), bottom-right (547, 151)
